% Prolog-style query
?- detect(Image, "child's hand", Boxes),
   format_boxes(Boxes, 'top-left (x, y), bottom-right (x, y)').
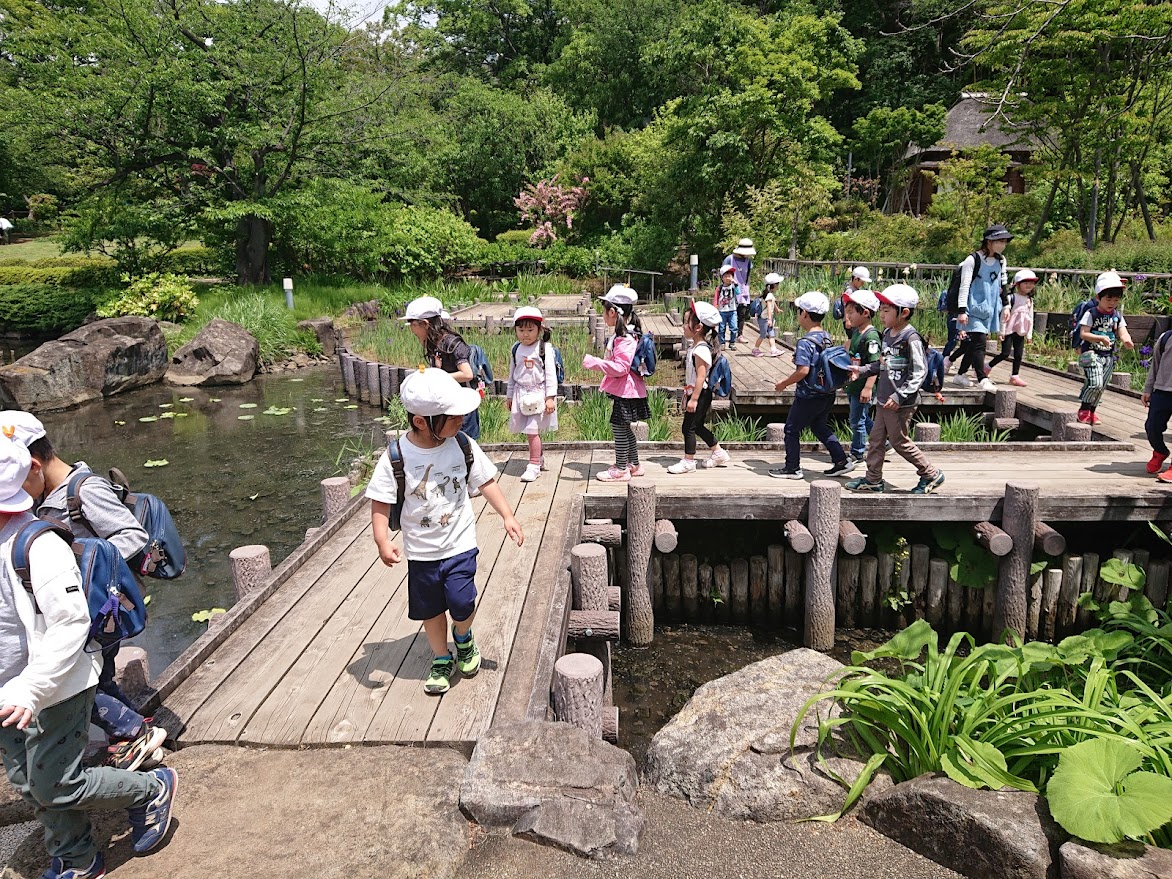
top-left (1124, 339), bottom-right (1135, 350)
top-left (0, 705), bottom-right (32, 730)
top-left (1143, 393), bottom-right (1151, 407)
top-left (881, 398), bottom-right (899, 410)
top-left (504, 516), bottom-right (524, 546)
top-left (849, 367), bottom-right (860, 381)
top-left (860, 387), bottom-right (871, 404)
top-left (505, 398), bottom-right (512, 410)
top-left (686, 399), bottom-right (698, 413)
top-left (376, 537), bottom-right (402, 567)
top-left (774, 380), bottom-right (788, 392)
top-left (545, 398), bottom-right (556, 415)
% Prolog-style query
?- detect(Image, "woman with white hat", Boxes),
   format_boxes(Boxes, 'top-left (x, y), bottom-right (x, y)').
top-left (724, 238), bottom-right (756, 342)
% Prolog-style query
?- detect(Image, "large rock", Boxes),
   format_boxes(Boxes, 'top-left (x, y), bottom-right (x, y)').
top-left (0, 316), bottom-right (167, 412)
top-left (642, 648), bottom-right (879, 822)
top-left (460, 720), bottom-right (644, 858)
top-left (166, 317), bottom-right (259, 385)
top-left (861, 774), bottom-right (1065, 879)
top-left (297, 317), bottom-right (337, 357)
top-left (0, 784), bottom-right (32, 828)
top-left (1060, 840), bottom-right (1172, 878)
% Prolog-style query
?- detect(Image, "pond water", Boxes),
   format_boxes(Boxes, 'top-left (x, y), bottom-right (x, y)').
top-left (36, 367), bottom-right (385, 672)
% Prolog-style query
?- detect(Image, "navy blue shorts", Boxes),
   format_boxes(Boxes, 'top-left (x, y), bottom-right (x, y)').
top-left (407, 548), bottom-right (479, 621)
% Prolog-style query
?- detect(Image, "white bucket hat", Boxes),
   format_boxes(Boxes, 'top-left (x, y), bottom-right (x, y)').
top-left (0, 411), bottom-right (46, 448)
top-left (852, 266), bottom-right (872, 283)
top-left (732, 238), bottom-right (757, 257)
top-left (399, 367), bottom-right (482, 417)
top-left (764, 272), bottom-right (782, 286)
top-left (400, 296), bottom-right (446, 322)
top-left (0, 435), bottom-right (33, 513)
top-left (793, 291), bottom-right (831, 316)
top-left (1094, 271), bottom-right (1126, 297)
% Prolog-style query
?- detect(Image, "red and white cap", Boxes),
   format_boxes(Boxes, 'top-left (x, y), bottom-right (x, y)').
top-left (842, 289), bottom-right (880, 314)
top-left (876, 283), bottom-right (919, 310)
top-left (1011, 269), bottom-right (1038, 286)
top-left (513, 306), bottom-right (544, 324)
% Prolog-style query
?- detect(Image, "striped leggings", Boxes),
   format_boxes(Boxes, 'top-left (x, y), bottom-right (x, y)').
top-left (613, 423), bottom-right (640, 468)
top-left (1079, 351), bottom-right (1114, 409)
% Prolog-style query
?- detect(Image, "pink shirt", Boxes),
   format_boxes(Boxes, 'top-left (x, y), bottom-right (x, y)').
top-left (582, 334), bottom-right (648, 399)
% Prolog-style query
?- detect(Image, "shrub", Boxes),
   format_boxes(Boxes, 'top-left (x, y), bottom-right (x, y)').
top-left (0, 258), bottom-right (117, 288)
top-left (162, 247), bottom-right (228, 277)
top-left (216, 293), bottom-right (310, 366)
top-left (494, 229), bottom-right (534, 246)
top-left (96, 273), bottom-right (199, 323)
top-left (0, 284), bottom-right (101, 332)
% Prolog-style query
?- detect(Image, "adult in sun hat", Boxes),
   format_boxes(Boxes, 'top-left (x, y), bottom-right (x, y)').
top-left (951, 224), bottom-right (1012, 391)
top-left (723, 238), bottom-right (756, 343)
top-left (506, 306), bottom-right (558, 483)
top-left (0, 432), bottom-right (180, 879)
top-left (402, 295), bottom-right (482, 439)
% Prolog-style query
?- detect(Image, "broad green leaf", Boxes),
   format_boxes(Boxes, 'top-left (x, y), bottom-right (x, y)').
top-left (1029, 559), bottom-right (1048, 577)
top-left (262, 406), bottom-right (293, 416)
top-left (191, 608), bottom-right (227, 623)
top-left (143, 459), bottom-right (169, 467)
top-left (1047, 739), bottom-right (1172, 843)
top-left (853, 619), bottom-right (937, 664)
top-left (1100, 558), bottom-right (1145, 591)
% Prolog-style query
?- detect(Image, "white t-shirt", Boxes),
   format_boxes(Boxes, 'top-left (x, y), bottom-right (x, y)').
top-left (686, 341), bottom-right (714, 389)
top-left (366, 433), bottom-right (498, 562)
top-left (1079, 307), bottom-right (1127, 353)
top-left (0, 219), bottom-right (13, 231)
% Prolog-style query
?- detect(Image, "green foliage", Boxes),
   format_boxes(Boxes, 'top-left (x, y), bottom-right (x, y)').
top-left (571, 390), bottom-right (615, 441)
top-left (204, 294), bottom-right (316, 367)
top-left (0, 284), bottom-right (101, 333)
top-left (931, 523), bottom-right (998, 590)
top-left (713, 415), bottom-right (764, 443)
top-left (97, 273), bottom-right (199, 323)
top-left (851, 103), bottom-right (947, 189)
top-left (0, 257), bottom-right (117, 289)
top-left (934, 411), bottom-right (1012, 444)
top-left (1100, 558), bottom-right (1147, 594)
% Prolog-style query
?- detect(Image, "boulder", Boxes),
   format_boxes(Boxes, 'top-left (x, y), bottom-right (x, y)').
top-left (0, 783), bottom-right (33, 827)
top-left (642, 648), bottom-right (881, 822)
top-left (1060, 840), bottom-right (1172, 879)
top-left (459, 720), bottom-right (644, 858)
top-left (166, 318), bottom-right (259, 385)
top-left (0, 317), bottom-right (167, 412)
top-left (861, 774), bottom-right (1065, 879)
top-left (297, 317), bottom-right (337, 357)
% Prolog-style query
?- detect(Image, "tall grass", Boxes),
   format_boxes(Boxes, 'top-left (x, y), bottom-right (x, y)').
top-left (713, 414), bottom-right (764, 442)
top-left (931, 411), bottom-right (1013, 442)
top-left (166, 292), bottom-right (319, 365)
top-left (573, 390), bottom-right (616, 440)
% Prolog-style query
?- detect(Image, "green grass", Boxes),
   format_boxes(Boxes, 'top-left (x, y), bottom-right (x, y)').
top-left (929, 411), bottom-right (1013, 443)
top-left (168, 292), bottom-right (320, 365)
top-left (713, 414), bottom-right (765, 442)
top-left (1, 236), bottom-right (67, 260)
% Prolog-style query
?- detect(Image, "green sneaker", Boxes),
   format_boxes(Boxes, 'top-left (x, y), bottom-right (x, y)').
top-left (425, 655), bottom-right (456, 694)
top-left (452, 626), bottom-right (482, 677)
top-left (845, 476), bottom-right (887, 493)
top-left (911, 470), bottom-right (945, 494)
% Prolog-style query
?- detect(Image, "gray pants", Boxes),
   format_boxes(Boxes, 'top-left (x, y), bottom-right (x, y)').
top-left (0, 686), bottom-right (159, 868)
top-left (865, 405), bottom-right (938, 483)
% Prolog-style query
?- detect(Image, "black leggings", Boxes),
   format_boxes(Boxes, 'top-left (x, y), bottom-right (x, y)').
top-left (958, 331), bottom-right (990, 379)
top-left (682, 389), bottom-right (717, 455)
top-left (989, 334), bottom-right (1025, 375)
top-left (736, 303), bottom-right (749, 336)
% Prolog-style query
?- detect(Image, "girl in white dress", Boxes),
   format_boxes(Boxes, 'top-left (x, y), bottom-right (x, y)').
top-left (506, 307), bottom-right (559, 482)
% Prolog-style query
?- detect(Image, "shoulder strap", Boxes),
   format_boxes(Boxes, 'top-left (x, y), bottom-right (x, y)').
top-left (65, 469), bottom-right (100, 529)
top-left (1159, 329), bottom-right (1172, 357)
top-left (511, 341), bottom-right (520, 369)
top-left (12, 518), bottom-right (75, 594)
top-left (455, 431), bottom-right (474, 480)
top-left (388, 438), bottom-right (405, 505)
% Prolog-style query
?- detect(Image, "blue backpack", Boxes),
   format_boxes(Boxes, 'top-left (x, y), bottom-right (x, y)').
top-left (709, 351), bottom-right (733, 398)
top-left (1069, 299), bottom-right (1099, 349)
top-left (12, 519), bottom-right (147, 650)
top-left (806, 336), bottom-right (855, 394)
top-left (749, 297), bottom-right (764, 319)
top-left (511, 341), bottom-right (565, 385)
top-left (68, 470), bottom-right (186, 580)
top-left (630, 332), bottom-right (657, 378)
top-left (936, 289), bottom-right (949, 313)
top-left (468, 344), bottom-right (494, 390)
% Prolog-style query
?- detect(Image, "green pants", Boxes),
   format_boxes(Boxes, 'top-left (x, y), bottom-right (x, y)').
top-left (0, 686), bottom-right (159, 869)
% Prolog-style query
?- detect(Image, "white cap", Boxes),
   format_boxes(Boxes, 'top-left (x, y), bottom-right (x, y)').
top-left (733, 238), bottom-right (756, 257)
top-left (0, 435), bottom-right (32, 513)
top-left (876, 283), bottom-right (919, 310)
top-left (1011, 269), bottom-right (1038, 287)
top-left (400, 296), bottom-right (446, 322)
top-left (0, 410), bottom-right (46, 448)
top-left (852, 266), bottom-right (872, 283)
top-left (690, 300), bottom-right (723, 328)
top-left (513, 306), bottom-right (544, 324)
top-left (399, 367), bottom-right (482, 418)
top-left (842, 289), bottom-right (880, 314)
top-left (764, 272), bottom-right (782, 285)
top-left (1095, 271), bottom-right (1126, 296)
top-left (793, 291), bottom-right (831, 316)
top-left (718, 263), bottom-right (737, 277)
top-left (601, 284), bottom-right (637, 307)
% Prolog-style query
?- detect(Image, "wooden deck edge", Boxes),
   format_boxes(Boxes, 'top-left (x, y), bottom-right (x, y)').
top-left (479, 440), bottom-right (1134, 453)
top-left (137, 492), bottom-right (369, 715)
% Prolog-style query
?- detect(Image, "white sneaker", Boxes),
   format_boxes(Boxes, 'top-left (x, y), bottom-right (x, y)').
top-left (667, 459), bottom-right (697, 474)
top-left (979, 378), bottom-right (997, 391)
top-left (704, 448), bottom-right (731, 468)
top-left (951, 375), bottom-right (973, 388)
top-left (521, 463), bottom-right (541, 482)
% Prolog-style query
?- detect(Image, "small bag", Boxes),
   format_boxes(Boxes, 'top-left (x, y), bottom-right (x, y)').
top-left (518, 390), bottom-right (544, 416)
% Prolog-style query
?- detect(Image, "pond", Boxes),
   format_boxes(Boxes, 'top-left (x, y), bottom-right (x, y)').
top-left (35, 367), bottom-right (385, 673)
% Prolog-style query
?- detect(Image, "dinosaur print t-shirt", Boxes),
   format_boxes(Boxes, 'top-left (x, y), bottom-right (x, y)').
top-left (366, 433), bottom-right (498, 561)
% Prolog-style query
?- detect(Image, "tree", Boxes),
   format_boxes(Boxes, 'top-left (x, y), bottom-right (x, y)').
top-left (850, 103), bottom-right (947, 208)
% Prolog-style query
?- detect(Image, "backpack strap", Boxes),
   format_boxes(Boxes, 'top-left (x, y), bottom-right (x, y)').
top-left (11, 519), bottom-right (76, 607)
top-left (65, 470), bottom-right (100, 532)
top-left (388, 438), bottom-right (406, 524)
top-left (455, 431), bottom-right (474, 483)
top-left (511, 341), bottom-right (520, 370)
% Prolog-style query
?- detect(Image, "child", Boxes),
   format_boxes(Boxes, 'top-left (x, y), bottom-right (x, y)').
top-left (0, 435), bottom-right (177, 879)
top-left (833, 266), bottom-right (871, 338)
top-left (750, 273), bottom-right (783, 357)
top-left (713, 264), bottom-right (739, 349)
top-left (953, 225), bottom-right (1011, 391)
top-left (846, 284), bottom-right (946, 494)
top-left (668, 300), bottom-right (730, 474)
top-left (1143, 325), bottom-right (1172, 482)
top-left (402, 296), bottom-right (481, 439)
top-left (988, 269), bottom-right (1037, 387)
top-left (583, 285), bottom-right (650, 482)
top-left (366, 368), bottom-right (523, 695)
top-left (724, 238), bottom-right (755, 344)
top-left (1077, 271), bottom-right (1134, 425)
top-left (842, 289), bottom-right (882, 466)
top-left (505, 306), bottom-right (558, 483)
top-left (1, 410), bottom-right (167, 773)
top-left (768, 291), bottom-right (852, 479)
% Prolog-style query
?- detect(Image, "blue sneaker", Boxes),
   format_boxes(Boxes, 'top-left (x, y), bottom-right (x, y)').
top-left (40, 854), bottom-right (105, 879)
top-left (845, 476), bottom-right (887, 493)
top-left (911, 470), bottom-right (945, 495)
top-left (128, 767), bottom-right (178, 853)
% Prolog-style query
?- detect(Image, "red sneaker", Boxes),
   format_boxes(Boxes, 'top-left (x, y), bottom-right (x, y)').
top-left (1148, 452), bottom-right (1168, 474)
top-left (1076, 410), bottom-right (1093, 424)
top-left (1091, 413), bottom-right (1102, 425)
top-left (1159, 468), bottom-right (1172, 484)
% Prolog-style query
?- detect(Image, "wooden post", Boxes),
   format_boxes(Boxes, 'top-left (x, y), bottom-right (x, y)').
top-left (993, 482), bottom-right (1039, 643)
top-left (1058, 554), bottom-right (1083, 635)
top-left (354, 357), bottom-right (368, 402)
top-left (602, 705), bottom-right (619, 745)
top-left (341, 353), bottom-right (356, 396)
top-left (713, 564), bottom-right (731, 622)
top-left (913, 422), bottom-right (940, 443)
top-left (946, 575), bottom-right (963, 631)
top-left (650, 554), bottom-right (664, 612)
top-left (366, 361), bottom-right (381, 405)
top-left (859, 555), bottom-right (878, 626)
top-left (767, 544), bottom-right (785, 622)
top-left (837, 555), bottom-right (860, 628)
top-left (877, 551), bottom-right (894, 625)
top-left (571, 543), bottom-right (609, 611)
top-left (766, 423), bottom-right (785, 444)
top-left (663, 553), bottom-right (681, 617)
top-left (781, 331), bottom-right (796, 346)
top-left (749, 555), bottom-right (767, 617)
top-left (568, 611), bottom-right (621, 640)
top-left (1041, 569), bottom-right (1062, 642)
top-left (486, 316), bottom-right (498, 336)
top-left (551, 653), bottom-right (604, 739)
top-left (909, 544), bottom-right (930, 620)
top-left (654, 520), bottom-right (678, 553)
top-left (973, 522), bottom-right (1013, 556)
top-left (388, 364), bottom-right (401, 398)
top-left (804, 480), bottom-right (840, 650)
top-left (965, 582), bottom-right (983, 634)
top-left (379, 364), bottom-right (392, 407)
top-left (681, 554), bottom-right (699, 618)
top-left (321, 476), bottom-right (351, 522)
top-left (783, 520), bottom-right (815, 553)
top-left (993, 388), bottom-right (1017, 420)
top-left (1146, 559), bottom-right (1170, 612)
top-left (1034, 522), bottom-right (1066, 556)
top-left (1109, 371), bottom-right (1131, 389)
top-left (926, 558), bottom-right (948, 626)
top-left (698, 563), bottom-right (713, 616)
top-left (624, 480), bottom-right (656, 646)
top-left (731, 558), bottom-right (750, 622)
top-left (1077, 552), bottom-right (1099, 629)
top-left (784, 549), bottom-right (802, 620)
top-left (1026, 566), bottom-right (1044, 640)
top-left (581, 522), bottom-right (623, 547)
top-left (982, 588), bottom-right (995, 640)
top-left (231, 545), bottom-right (271, 600)
top-left (838, 521), bottom-right (867, 555)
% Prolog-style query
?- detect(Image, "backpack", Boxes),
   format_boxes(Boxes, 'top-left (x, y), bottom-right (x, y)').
top-left (511, 341), bottom-right (565, 385)
top-left (67, 469), bottom-right (186, 580)
top-left (749, 297), bottom-right (764, 319)
top-left (1069, 299), bottom-right (1100, 349)
top-left (805, 335), bottom-right (855, 394)
top-left (945, 251), bottom-right (1003, 314)
top-left (468, 344), bottom-right (493, 391)
top-left (386, 431), bottom-right (474, 532)
top-left (12, 519), bottom-right (147, 651)
top-left (925, 347), bottom-right (945, 392)
top-left (630, 332), bottom-right (657, 378)
top-left (936, 289), bottom-right (948, 313)
top-left (709, 352), bottom-right (733, 398)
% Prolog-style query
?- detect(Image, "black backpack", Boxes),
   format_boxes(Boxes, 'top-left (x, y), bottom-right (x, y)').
top-left (385, 432), bottom-right (474, 531)
top-left (945, 251), bottom-right (1004, 315)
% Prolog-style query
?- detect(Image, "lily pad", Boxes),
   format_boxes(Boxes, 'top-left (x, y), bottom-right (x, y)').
top-left (262, 406), bottom-right (293, 416)
top-left (311, 398), bottom-right (325, 403)
top-left (138, 416), bottom-right (158, 423)
top-left (238, 415), bottom-right (255, 420)
top-left (158, 412), bottom-right (176, 419)
top-left (343, 404), bottom-right (359, 409)
top-left (334, 398), bottom-right (350, 402)
top-left (209, 397), bottom-right (222, 403)
top-left (191, 608), bottom-right (228, 623)
top-left (248, 492), bottom-right (259, 500)
top-left (313, 407), bottom-right (328, 412)
top-left (114, 420), bottom-right (126, 426)
top-left (174, 412), bottom-right (189, 418)
top-left (239, 403), bottom-right (258, 409)
top-left (179, 396), bottom-right (194, 403)
top-left (289, 378), bottom-right (304, 382)
top-left (143, 459), bottom-right (169, 467)
top-left (158, 403), bottom-right (173, 409)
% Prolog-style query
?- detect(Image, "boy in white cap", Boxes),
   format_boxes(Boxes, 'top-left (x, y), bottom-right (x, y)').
top-left (713, 264), bottom-right (739, 349)
top-left (842, 288), bottom-right (882, 466)
top-left (768, 292), bottom-right (852, 479)
top-left (366, 368), bottom-right (523, 695)
top-left (1076, 271), bottom-right (1134, 425)
top-left (846, 284), bottom-right (945, 494)
top-left (724, 238), bottom-right (756, 342)
top-left (833, 267), bottom-right (871, 337)
top-left (0, 434), bottom-right (177, 879)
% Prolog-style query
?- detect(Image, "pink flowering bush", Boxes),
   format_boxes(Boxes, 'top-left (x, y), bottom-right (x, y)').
top-left (514, 176), bottom-right (589, 247)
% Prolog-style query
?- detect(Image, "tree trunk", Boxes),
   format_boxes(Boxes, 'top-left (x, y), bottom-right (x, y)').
top-left (236, 215), bottom-right (272, 285)
top-left (1134, 164), bottom-right (1156, 241)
